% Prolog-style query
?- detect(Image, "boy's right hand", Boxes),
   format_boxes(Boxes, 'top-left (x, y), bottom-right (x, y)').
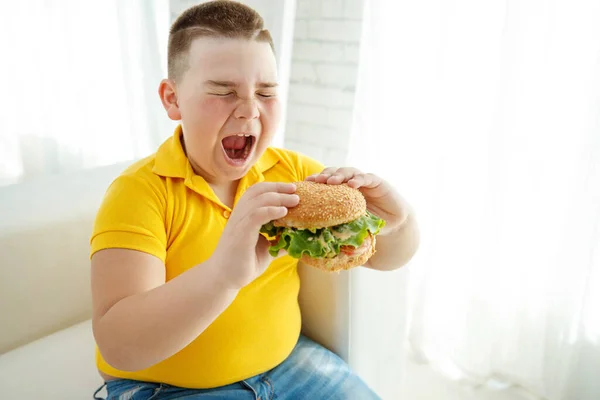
top-left (211, 182), bottom-right (299, 290)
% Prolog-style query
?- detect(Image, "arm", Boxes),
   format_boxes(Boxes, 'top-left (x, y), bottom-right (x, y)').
top-left (91, 181), bottom-right (298, 372)
top-left (304, 167), bottom-right (420, 271)
top-left (364, 212), bottom-right (419, 271)
top-left (91, 249), bottom-right (238, 372)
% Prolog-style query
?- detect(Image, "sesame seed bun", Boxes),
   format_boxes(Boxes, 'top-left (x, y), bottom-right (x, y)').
top-left (273, 181), bottom-right (367, 229)
top-left (301, 234), bottom-right (376, 272)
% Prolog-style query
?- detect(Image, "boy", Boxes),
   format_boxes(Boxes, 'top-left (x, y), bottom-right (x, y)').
top-left (91, 1), bottom-right (419, 399)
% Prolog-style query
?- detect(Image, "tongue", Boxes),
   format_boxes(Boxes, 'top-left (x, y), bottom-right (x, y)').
top-left (222, 136), bottom-right (246, 150)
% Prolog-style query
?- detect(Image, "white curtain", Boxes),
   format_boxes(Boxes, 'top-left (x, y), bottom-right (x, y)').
top-left (0, 0), bottom-right (173, 186)
top-left (349, 0), bottom-right (600, 399)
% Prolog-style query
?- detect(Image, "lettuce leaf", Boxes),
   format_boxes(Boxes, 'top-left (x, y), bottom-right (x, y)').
top-left (260, 211), bottom-right (386, 259)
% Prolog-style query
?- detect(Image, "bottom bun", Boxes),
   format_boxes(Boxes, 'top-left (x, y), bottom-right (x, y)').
top-left (300, 235), bottom-right (376, 272)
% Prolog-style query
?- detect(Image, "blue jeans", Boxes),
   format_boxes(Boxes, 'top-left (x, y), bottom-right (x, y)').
top-left (93, 335), bottom-right (379, 399)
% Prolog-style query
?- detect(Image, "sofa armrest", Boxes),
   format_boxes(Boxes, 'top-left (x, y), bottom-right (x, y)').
top-left (298, 262), bottom-right (351, 361)
top-left (0, 320), bottom-right (103, 399)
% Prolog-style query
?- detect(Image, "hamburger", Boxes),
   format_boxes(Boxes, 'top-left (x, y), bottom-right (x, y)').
top-left (260, 181), bottom-right (386, 272)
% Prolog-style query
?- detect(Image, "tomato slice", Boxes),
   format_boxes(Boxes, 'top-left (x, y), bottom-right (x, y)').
top-left (340, 245), bottom-right (355, 255)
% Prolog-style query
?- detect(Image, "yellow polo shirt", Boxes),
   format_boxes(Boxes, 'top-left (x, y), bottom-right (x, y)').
top-left (90, 126), bottom-right (324, 389)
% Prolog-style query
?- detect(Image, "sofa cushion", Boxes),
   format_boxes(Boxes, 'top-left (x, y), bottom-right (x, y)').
top-left (0, 319), bottom-right (104, 399)
top-left (0, 161), bottom-right (131, 353)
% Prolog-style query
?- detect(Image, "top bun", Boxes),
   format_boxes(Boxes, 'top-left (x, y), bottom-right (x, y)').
top-left (273, 181), bottom-right (367, 229)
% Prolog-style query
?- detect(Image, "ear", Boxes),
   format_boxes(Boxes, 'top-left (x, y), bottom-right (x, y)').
top-left (158, 79), bottom-right (182, 121)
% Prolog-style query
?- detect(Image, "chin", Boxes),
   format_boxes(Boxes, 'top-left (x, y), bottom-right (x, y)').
top-left (215, 154), bottom-right (256, 181)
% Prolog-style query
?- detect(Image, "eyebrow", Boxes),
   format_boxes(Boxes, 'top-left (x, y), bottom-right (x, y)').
top-left (204, 80), bottom-right (279, 89)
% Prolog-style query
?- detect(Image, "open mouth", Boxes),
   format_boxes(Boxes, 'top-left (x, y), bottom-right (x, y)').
top-left (221, 134), bottom-right (256, 165)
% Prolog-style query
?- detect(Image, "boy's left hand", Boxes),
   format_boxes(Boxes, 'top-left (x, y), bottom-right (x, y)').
top-left (306, 167), bottom-right (408, 235)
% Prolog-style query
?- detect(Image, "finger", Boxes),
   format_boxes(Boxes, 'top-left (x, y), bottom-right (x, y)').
top-left (256, 234), bottom-right (274, 257)
top-left (252, 192), bottom-right (300, 209)
top-left (326, 167), bottom-right (362, 185)
top-left (312, 167), bottom-right (338, 183)
top-left (255, 235), bottom-right (277, 271)
top-left (236, 192), bottom-right (298, 224)
top-left (244, 182), bottom-right (296, 200)
top-left (346, 173), bottom-right (370, 188)
top-left (246, 206), bottom-right (289, 231)
top-left (232, 190), bottom-right (297, 224)
top-left (348, 173), bottom-right (381, 189)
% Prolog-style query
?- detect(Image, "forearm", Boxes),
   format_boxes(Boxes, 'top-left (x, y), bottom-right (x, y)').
top-left (94, 260), bottom-right (238, 371)
top-left (365, 213), bottom-right (420, 271)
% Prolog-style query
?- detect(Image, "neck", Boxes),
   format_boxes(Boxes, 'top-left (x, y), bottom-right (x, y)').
top-left (208, 180), bottom-right (239, 209)
top-left (181, 139), bottom-right (241, 207)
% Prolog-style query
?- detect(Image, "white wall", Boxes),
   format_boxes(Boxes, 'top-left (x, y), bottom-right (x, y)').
top-left (284, 0), bottom-right (364, 167)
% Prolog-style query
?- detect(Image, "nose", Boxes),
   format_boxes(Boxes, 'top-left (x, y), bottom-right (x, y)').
top-left (233, 97), bottom-right (260, 120)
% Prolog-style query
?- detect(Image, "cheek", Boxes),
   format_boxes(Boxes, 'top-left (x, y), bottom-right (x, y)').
top-left (260, 99), bottom-right (282, 131)
top-left (199, 97), bottom-right (233, 119)
top-left (179, 94), bottom-right (232, 123)
top-left (182, 97), bottom-right (231, 153)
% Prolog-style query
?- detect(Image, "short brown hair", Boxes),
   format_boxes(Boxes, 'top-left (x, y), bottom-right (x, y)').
top-left (168, 0), bottom-right (275, 82)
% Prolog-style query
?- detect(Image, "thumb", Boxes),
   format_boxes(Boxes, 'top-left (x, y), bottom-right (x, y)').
top-left (256, 235), bottom-right (275, 265)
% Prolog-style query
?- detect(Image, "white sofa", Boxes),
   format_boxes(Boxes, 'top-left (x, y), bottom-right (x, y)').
top-left (0, 162), bottom-right (353, 399)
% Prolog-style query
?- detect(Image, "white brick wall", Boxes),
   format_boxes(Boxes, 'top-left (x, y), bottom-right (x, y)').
top-left (284, 0), bottom-right (364, 167)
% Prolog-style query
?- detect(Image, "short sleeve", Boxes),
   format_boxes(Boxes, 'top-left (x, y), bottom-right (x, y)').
top-left (294, 152), bottom-right (326, 181)
top-left (90, 175), bottom-right (167, 262)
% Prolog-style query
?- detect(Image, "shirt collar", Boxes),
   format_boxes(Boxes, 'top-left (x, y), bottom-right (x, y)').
top-left (152, 125), bottom-right (189, 179)
top-left (152, 125), bottom-right (281, 208)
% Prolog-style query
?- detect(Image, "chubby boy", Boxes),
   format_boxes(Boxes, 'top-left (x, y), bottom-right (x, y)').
top-left (91, 1), bottom-right (418, 399)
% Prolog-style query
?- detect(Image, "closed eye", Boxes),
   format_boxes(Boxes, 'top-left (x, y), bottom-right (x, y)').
top-left (210, 92), bottom-right (276, 98)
